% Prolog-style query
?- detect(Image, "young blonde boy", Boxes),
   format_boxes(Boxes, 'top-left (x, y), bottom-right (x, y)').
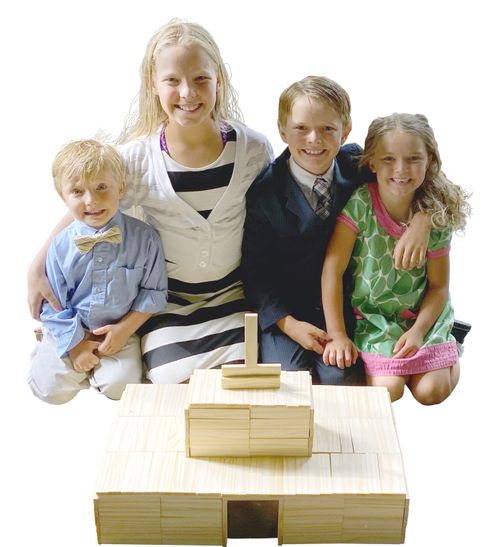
top-left (29, 140), bottom-right (168, 403)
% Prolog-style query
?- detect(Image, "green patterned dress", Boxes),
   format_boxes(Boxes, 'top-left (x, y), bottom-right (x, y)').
top-left (337, 183), bottom-right (458, 376)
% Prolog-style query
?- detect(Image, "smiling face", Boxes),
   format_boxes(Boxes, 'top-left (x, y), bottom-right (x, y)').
top-left (369, 130), bottom-right (429, 207)
top-left (60, 170), bottom-right (124, 229)
top-left (153, 43), bottom-right (219, 131)
top-left (278, 95), bottom-right (351, 176)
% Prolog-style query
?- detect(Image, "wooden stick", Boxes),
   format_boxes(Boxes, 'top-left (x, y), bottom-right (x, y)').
top-left (245, 312), bottom-right (258, 367)
top-left (221, 314), bottom-right (281, 387)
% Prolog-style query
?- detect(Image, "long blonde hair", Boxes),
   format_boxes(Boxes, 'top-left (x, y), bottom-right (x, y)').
top-left (119, 19), bottom-right (243, 143)
top-left (361, 113), bottom-right (471, 231)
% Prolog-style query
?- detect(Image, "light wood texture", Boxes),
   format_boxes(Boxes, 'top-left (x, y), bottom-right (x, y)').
top-left (221, 313), bottom-right (281, 388)
top-left (185, 370), bottom-right (313, 457)
top-left (94, 380), bottom-right (409, 545)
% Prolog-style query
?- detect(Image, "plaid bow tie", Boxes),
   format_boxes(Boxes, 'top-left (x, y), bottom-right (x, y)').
top-left (74, 225), bottom-right (122, 253)
top-left (312, 177), bottom-right (332, 219)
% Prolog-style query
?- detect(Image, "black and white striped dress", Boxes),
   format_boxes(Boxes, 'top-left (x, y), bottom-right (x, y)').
top-left (119, 122), bottom-right (273, 383)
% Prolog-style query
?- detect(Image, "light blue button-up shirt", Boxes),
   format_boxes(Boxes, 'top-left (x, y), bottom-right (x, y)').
top-left (41, 211), bottom-right (168, 357)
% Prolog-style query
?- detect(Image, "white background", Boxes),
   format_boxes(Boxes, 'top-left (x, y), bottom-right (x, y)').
top-left (1, 1), bottom-right (498, 546)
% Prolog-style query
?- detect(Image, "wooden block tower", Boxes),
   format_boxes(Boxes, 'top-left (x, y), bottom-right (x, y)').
top-left (185, 313), bottom-right (313, 457)
top-left (185, 369), bottom-right (313, 457)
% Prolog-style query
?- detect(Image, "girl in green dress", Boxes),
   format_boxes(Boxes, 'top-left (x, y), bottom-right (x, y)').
top-left (321, 113), bottom-right (470, 403)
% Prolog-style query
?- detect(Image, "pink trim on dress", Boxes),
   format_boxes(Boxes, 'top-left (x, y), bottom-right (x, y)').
top-left (428, 246), bottom-right (450, 258)
top-left (362, 341), bottom-right (458, 377)
top-left (337, 213), bottom-right (358, 233)
top-left (368, 183), bottom-right (451, 256)
top-left (400, 309), bottom-right (417, 320)
top-left (368, 184), bottom-right (406, 238)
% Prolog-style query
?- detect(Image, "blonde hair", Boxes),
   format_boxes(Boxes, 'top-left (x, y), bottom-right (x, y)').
top-left (278, 75), bottom-right (351, 128)
top-left (120, 19), bottom-right (242, 142)
top-left (361, 113), bottom-right (471, 231)
top-left (52, 139), bottom-right (124, 194)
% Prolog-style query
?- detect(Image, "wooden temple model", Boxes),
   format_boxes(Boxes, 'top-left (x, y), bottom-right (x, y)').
top-left (94, 314), bottom-right (409, 545)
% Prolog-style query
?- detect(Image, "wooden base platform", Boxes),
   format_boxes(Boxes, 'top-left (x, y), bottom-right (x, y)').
top-left (94, 379), bottom-right (409, 545)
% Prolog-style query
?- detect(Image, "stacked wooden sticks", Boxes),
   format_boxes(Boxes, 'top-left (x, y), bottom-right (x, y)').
top-left (221, 313), bottom-right (281, 388)
top-left (185, 369), bottom-right (313, 457)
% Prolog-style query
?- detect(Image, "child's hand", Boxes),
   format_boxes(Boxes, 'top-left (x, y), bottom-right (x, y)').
top-left (93, 324), bottom-right (130, 356)
top-left (280, 317), bottom-right (330, 354)
top-left (393, 230), bottom-right (426, 270)
top-left (393, 211), bottom-right (431, 270)
top-left (393, 328), bottom-right (424, 359)
top-left (323, 335), bottom-right (358, 368)
top-left (69, 340), bottom-right (101, 372)
top-left (27, 262), bottom-right (62, 320)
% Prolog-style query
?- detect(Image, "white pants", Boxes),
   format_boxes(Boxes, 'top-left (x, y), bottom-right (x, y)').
top-left (28, 327), bottom-right (143, 404)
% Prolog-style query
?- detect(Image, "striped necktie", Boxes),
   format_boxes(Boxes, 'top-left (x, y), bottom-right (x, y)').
top-left (312, 177), bottom-right (331, 219)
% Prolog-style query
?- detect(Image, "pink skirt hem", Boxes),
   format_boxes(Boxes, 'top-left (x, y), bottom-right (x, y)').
top-left (362, 341), bottom-right (458, 377)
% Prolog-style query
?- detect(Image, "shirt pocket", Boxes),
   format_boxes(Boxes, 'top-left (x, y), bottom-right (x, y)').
top-left (106, 267), bottom-right (143, 308)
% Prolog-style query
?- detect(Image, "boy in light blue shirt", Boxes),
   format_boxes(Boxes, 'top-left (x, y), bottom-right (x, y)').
top-left (29, 140), bottom-right (168, 404)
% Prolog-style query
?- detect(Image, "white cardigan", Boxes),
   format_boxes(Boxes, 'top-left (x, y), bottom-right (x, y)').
top-left (119, 122), bottom-right (273, 286)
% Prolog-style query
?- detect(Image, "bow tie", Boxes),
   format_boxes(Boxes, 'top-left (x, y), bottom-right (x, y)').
top-left (74, 225), bottom-right (122, 253)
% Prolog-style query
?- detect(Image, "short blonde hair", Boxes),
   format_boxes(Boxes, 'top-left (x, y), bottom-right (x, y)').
top-left (360, 113), bottom-right (471, 231)
top-left (52, 139), bottom-right (124, 194)
top-left (278, 75), bottom-right (351, 128)
top-left (120, 19), bottom-right (242, 142)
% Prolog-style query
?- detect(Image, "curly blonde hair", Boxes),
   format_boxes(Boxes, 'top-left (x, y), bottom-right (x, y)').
top-left (360, 113), bottom-right (471, 231)
top-left (119, 19), bottom-right (242, 143)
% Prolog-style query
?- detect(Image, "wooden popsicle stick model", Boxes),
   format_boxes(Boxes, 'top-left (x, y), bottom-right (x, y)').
top-left (94, 382), bottom-right (409, 545)
top-left (221, 313), bottom-right (281, 389)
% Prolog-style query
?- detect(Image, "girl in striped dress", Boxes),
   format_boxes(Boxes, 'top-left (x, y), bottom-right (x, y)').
top-left (117, 19), bottom-right (273, 383)
top-left (28, 19), bottom-right (273, 384)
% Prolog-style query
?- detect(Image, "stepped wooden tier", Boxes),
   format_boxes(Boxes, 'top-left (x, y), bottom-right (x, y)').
top-left (185, 369), bottom-right (313, 457)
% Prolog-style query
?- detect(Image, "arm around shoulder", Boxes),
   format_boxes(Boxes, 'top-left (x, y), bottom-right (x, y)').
top-left (394, 211), bottom-right (432, 270)
top-left (27, 212), bottom-right (74, 319)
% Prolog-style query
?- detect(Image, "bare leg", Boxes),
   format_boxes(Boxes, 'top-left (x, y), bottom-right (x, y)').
top-left (450, 360), bottom-right (460, 390)
top-left (409, 362), bottom-right (459, 405)
top-left (366, 374), bottom-right (408, 402)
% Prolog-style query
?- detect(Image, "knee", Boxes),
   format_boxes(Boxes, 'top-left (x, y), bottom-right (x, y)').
top-left (367, 376), bottom-right (405, 402)
top-left (413, 381), bottom-right (452, 406)
top-left (29, 341), bottom-right (82, 404)
top-left (100, 382), bottom-right (128, 401)
top-left (387, 384), bottom-right (405, 402)
top-left (93, 363), bottom-right (143, 401)
top-left (27, 376), bottom-right (78, 405)
top-left (97, 373), bottom-right (141, 401)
